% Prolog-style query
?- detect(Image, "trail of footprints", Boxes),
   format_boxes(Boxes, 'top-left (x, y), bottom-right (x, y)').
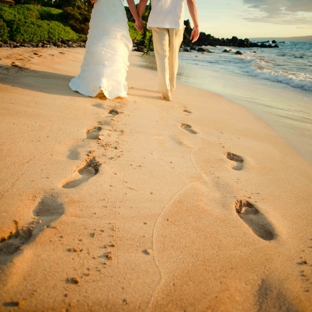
top-left (62, 125), bottom-right (104, 189)
top-left (227, 151), bottom-right (275, 241)
top-left (181, 108), bottom-right (275, 242)
top-left (62, 106), bottom-right (122, 189)
top-left (0, 101), bottom-right (306, 298)
top-left (1, 102), bottom-right (127, 306)
top-left (0, 105), bottom-right (123, 268)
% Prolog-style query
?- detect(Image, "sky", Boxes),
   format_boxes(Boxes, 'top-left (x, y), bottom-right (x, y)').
top-left (136, 0), bottom-right (312, 39)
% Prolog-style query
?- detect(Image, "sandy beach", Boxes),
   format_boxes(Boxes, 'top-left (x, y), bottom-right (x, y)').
top-left (0, 47), bottom-right (312, 311)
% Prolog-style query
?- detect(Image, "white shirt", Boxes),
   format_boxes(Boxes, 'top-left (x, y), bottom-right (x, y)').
top-left (147, 0), bottom-right (185, 29)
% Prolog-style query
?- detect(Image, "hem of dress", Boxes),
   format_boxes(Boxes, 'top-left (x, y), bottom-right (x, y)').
top-left (69, 84), bottom-right (128, 100)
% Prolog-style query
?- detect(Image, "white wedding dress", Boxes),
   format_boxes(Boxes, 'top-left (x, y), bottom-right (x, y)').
top-left (69, 0), bottom-right (132, 99)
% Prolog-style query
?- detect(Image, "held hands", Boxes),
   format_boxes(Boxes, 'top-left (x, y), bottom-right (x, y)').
top-left (190, 26), bottom-right (199, 43)
top-left (135, 19), bottom-right (145, 33)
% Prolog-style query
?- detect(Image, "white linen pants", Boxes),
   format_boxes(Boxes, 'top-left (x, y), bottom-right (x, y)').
top-left (151, 27), bottom-right (184, 100)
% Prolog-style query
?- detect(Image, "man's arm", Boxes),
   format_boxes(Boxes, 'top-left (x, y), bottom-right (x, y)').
top-left (137, 0), bottom-right (149, 19)
top-left (186, 0), bottom-right (199, 43)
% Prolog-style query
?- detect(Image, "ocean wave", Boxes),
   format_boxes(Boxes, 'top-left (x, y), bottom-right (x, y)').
top-left (244, 64), bottom-right (312, 91)
top-left (233, 51), bottom-right (312, 91)
top-left (179, 41), bottom-right (312, 92)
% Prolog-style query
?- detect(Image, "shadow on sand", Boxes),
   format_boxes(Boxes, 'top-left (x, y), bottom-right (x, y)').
top-left (0, 64), bottom-right (84, 98)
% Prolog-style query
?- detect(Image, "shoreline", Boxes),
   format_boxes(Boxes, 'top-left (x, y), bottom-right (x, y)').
top-left (142, 49), bottom-right (312, 164)
top-left (178, 59), bottom-right (312, 164)
top-left (139, 50), bottom-right (312, 165)
top-left (0, 48), bottom-right (312, 311)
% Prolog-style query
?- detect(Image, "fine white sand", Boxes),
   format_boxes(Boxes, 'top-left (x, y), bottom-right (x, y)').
top-left (0, 47), bottom-right (312, 311)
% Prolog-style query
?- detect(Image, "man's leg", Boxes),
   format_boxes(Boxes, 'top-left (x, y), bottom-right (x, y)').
top-left (151, 27), bottom-right (171, 100)
top-left (168, 28), bottom-right (184, 91)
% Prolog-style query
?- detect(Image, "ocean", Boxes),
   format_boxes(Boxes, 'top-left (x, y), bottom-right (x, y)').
top-left (174, 41), bottom-right (312, 164)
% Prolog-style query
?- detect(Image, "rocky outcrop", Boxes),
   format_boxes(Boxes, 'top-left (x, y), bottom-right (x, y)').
top-left (183, 20), bottom-right (279, 49)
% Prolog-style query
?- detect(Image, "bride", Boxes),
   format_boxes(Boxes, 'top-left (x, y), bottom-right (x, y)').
top-left (69, 0), bottom-right (143, 99)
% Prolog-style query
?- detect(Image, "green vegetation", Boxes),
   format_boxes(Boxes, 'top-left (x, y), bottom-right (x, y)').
top-left (63, 6), bottom-right (90, 36)
top-left (0, 18), bottom-right (9, 41)
top-left (0, 2), bottom-right (143, 45)
top-left (0, 3), bottom-right (79, 42)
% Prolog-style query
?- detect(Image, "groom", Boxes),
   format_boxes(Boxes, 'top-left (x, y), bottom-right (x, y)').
top-left (138, 0), bottom-right (199, 101)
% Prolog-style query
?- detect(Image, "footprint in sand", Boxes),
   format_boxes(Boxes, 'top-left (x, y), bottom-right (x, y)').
top-left (108, 109), bottom-right (119, 116)
top-left (92, 103), bottom-right (105, 110)
top-left (67, 142), bottom-right (86, 160)
top-left (180, 123), bottom-right (197, 134)
top-left (0, 195), bottom-right (64, 259)
top-left (235, 199), bottom-right (276, 241)
top-left (86, 126), bottom-right (102, 140)
top-left (0, 221), bottom-right (33, 257)
top-left (62, 157), bottom-right (101, 189)
top-left (33, 194), bottom-right (65, 219)
top-left (226, 152), bottom-right (244, 170)
top-left (183, 108), bottom-right (192, 115)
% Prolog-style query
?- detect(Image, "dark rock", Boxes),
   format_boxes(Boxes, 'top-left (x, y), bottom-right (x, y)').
top-left (196, 47), bottom-right (213, 53)
top-left (0, 0), bottom-right (15, 5)
top-left (20, 43), bottom-right (32, 48)
top-left (235, 51), bottom-right (242, 55)
top-left (222, 49), bottom-right (230, 53)
top-left (181, 23), bottom-right (279, 49)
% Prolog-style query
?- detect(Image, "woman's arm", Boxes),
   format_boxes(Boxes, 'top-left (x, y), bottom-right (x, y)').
top-left (127, 0), bottom-right (144, 32)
